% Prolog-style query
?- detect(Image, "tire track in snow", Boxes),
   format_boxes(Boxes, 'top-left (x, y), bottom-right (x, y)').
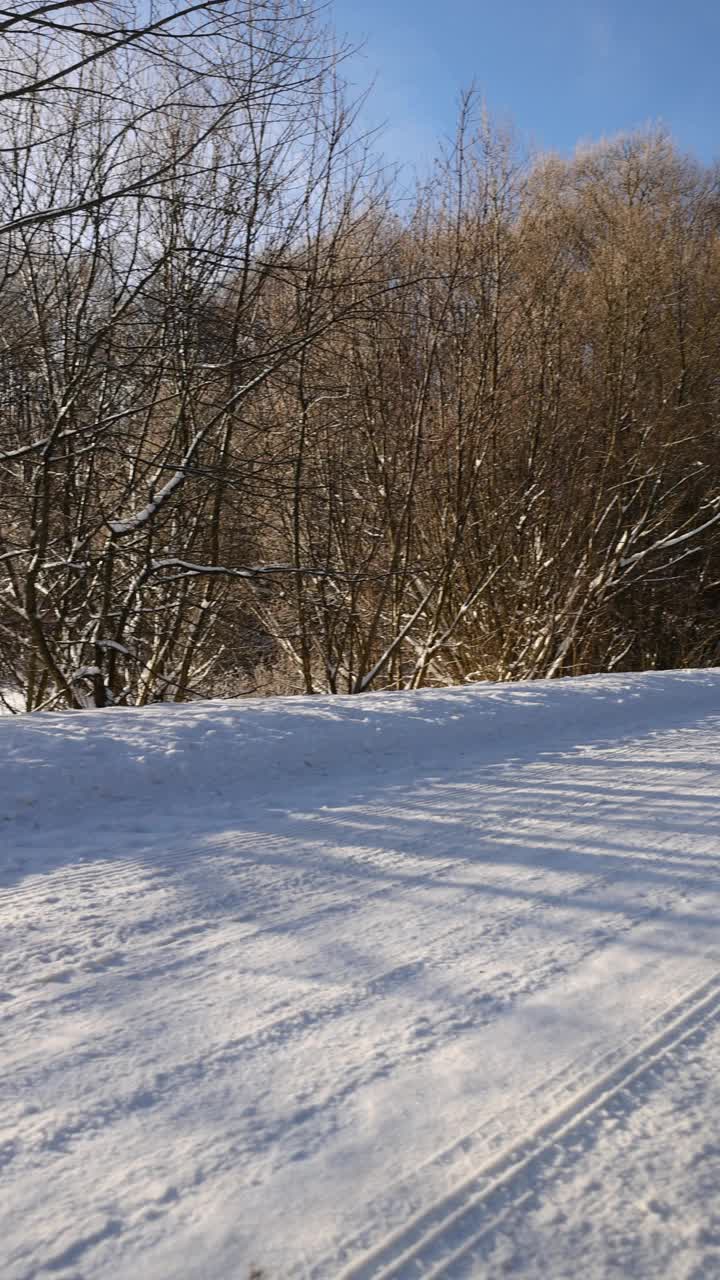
top-left (6, 904), bottom-right (620, 1166)
top-left (0, 812), bottom-right (604, 1007)
top-left (1, 816), bottom-right (677, 1154)
top-left (5, 871), bottom-right (657, 1184)
top-left (5, 824), bottom-right (709, 1190)
top-left (328, 967), bottom-right (720, 1280)
top-left (1, 824), bottom-right (460, 945)
top-left (3, 898), bottom-right (657, 1085)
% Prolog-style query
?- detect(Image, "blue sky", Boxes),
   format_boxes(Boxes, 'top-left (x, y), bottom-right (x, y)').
top-left (330, 0), bottom-right (719, 172)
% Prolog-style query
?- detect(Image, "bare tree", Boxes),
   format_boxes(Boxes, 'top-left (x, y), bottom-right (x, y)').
top-left (2, 33), bottom-right (719, 713)
top-left (0, 0), bottom-right (391, 708)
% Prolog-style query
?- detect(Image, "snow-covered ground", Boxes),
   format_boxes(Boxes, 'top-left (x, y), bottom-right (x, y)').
top-left (3, 670), bottom-right (720, 1279)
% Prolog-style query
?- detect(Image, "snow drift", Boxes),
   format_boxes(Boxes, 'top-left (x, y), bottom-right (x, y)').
top-left (3, 667), bottom-right (720, 837)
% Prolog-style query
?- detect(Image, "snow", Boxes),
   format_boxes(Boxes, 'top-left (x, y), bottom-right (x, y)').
top-left (0, 687), bottom-right (24, 715)
top-left (107, 469), bottom-right (187, 537)
top-left (2, 669), bottom-right (720, 1279)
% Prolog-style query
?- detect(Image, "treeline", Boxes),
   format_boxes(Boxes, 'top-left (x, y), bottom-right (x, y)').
top-left (1, 2), bottom-right (719, 710)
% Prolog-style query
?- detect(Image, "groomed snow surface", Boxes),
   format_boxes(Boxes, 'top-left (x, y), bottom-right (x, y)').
top-left (3, 670), bottom-right (720, 1280)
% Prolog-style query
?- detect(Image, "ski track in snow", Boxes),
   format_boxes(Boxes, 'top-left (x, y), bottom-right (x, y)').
top-left (334, 972), bottom-right (720, 1279)
top-left (2, 670), bottom-right (720, 1279)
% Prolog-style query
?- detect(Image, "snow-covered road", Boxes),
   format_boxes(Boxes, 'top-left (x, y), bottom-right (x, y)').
top-left (2, 671), bottom-right (720, 1278)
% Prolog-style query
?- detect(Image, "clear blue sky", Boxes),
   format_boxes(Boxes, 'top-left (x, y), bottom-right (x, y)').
top-left (330, 0), bottom-right (719, 172)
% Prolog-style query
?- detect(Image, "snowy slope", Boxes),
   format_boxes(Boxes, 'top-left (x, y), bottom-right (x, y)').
top-left (2, 670), bottom-right (720, 1279)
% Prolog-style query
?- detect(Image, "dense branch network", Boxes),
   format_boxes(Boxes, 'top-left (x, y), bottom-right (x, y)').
top-left (1, 7), bottom-right (720, 710)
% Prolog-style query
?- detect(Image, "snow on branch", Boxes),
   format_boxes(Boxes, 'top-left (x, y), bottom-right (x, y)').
top-left (108, 346), bottom-right (333, 539)
top-left (148, 559), bottom-right (342, 581)
top-left (619, 501), bottom-right (720, 570)
top-left (108, 471), bottom-right (187, 537)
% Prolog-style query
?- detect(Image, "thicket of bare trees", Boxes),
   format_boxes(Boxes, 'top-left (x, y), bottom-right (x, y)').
top-left (1, 3), bottom-right (719, 710)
